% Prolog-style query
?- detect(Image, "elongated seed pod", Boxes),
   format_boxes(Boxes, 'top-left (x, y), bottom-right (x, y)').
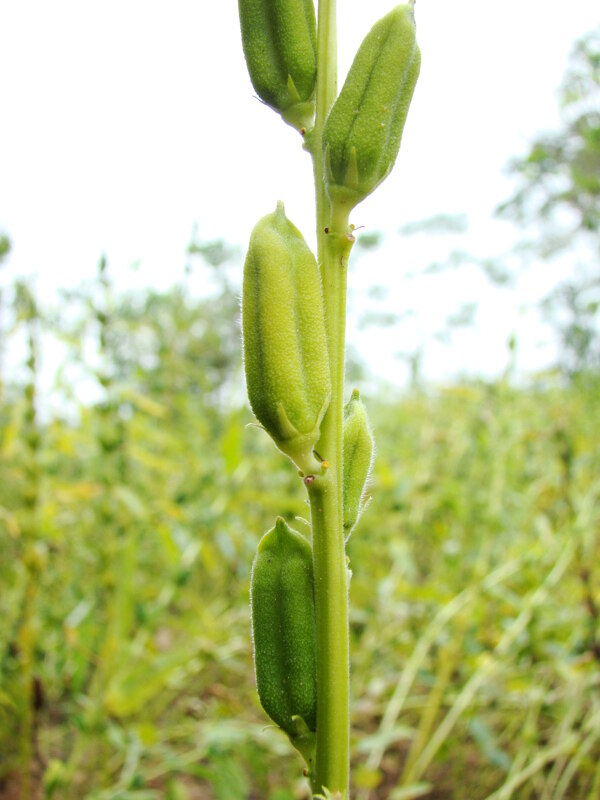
top-left (238, 0), bottom-right (317, 130)
top-left (343, 389), bottom-right (374, 534)
top-left (323, 4), bottom-right (421, 211)
top-left (242, 202), bottom-right (330, 475)
top-left (250, 517), bottom-right (317, 737)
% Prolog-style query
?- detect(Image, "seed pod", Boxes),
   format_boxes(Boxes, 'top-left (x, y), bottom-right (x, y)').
top-left (343, 389), bottom-right (374, 534)
top-left (322, 4), bottom-right (421, 211)
top-left (242, 202), bottom-right (330, 475)
top-left (250, 517), bottom-right (317, 737)
top-left (238, 0), bottom-right (317, 130)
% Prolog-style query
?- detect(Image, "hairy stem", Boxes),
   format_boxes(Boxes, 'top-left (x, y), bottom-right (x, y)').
top-left (306, 0), bottom-right (352, 794)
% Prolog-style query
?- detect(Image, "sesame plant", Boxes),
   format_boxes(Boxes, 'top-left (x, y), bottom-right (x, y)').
top-left (237, 1), bottom-right (420, 796)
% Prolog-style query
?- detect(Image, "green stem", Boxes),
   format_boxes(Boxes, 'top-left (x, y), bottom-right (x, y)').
top-left (306, 1), bottom-right (352, 795)
top-left (18, 577), bottom-right (35, 800)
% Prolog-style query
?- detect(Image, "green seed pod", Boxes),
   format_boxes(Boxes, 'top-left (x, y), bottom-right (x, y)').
top-left (322, 4), bottom-right (421, 211)
top-left (242, 202), bottom-right (330, 475)
top-left (250, 517), bottom-right (317, 738)
top-left (343, 389), bottom-right (374, 534)
top-left (238, 0), bottom-right (317, 131)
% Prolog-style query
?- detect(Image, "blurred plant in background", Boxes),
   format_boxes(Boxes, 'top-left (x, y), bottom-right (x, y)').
top-left (497, 27), bottom-right (600, 375)
top-left (1, 246), bottom-right (599, 799)
top-left (0, 23), bottom-right (599, 800)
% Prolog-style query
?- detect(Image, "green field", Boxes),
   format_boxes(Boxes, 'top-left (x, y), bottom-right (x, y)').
top-left (1, 269), bottom-right (600, 799)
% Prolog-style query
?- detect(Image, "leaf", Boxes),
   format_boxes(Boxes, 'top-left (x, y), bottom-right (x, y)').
top-left (64, 599), bottom-right (95, 629)
top-left (468, 716), bottom-right (512, 772)
top-left (125, 390), bottom-right (169, 419)
top-left (114, 486), bottom-right (148, 519)
top-left (389, 784), bottom-right (433, 800)
top-left (355, 725), bottom-right (414, 754)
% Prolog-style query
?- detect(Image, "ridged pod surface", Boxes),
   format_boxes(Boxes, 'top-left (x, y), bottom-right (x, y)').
top-left (343, 389), bottom-right (374, 534)
top-left (242, 202), bottom-right (330, 475)
top-left (322, 4), bottom-right (421, 211)
top-left (250, 517), bottom-right (317, 737)
top-left (238, 0), bottom-right (317, 130)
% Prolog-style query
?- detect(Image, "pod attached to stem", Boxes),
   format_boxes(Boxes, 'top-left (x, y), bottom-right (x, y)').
top-left (343, 389), bottom-right (374, 535)
top-left (242, 202), bottom-right (330, 475)
top-left (323, 4), bottom-right (421, 213)
top-left (250, 517), bottom-right (317, 764)
top-left (238, 0), bottom-right (317, 131)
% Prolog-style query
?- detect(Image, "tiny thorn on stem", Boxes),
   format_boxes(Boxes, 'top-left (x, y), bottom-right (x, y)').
top-left (324, 227), bottom-right (330, 234)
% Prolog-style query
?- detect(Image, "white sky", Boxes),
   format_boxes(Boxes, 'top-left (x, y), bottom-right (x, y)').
top-left (1, 1), bottom-right (598, 385)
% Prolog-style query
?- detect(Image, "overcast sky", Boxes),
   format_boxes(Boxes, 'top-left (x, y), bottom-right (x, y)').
top-left (1, 1), bottom-right (598, 383)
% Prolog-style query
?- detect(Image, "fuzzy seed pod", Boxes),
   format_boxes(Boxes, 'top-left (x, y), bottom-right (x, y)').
top-left (250, 517), bottom-right (317, 738)
top-left (343, 389), bottom-right (374, 534)
top-left (238, 0), bottom-right (317, 130)
top-left (242, 202), bottom-right (330, 475)
top-left (323, 4), bottom-right (421, 211)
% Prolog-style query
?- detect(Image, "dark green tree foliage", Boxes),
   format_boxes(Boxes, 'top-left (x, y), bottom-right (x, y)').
top-left (0, 234), bottom-right (10, 262)
top-left (499, 30), bottom-right (600, 240)
top-left (498, 28), bottom-right (600, 373)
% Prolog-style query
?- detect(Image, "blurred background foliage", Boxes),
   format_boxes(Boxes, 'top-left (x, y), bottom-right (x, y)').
top-left (0, 24), bottom-right (599, 800)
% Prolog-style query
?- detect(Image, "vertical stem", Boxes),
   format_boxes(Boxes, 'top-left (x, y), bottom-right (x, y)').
top-left (18, 300), bottom-right (41, 800)
top-left (307, 1), bottom-right (352, 795)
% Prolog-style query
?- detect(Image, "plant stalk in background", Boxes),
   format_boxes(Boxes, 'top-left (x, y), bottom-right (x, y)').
top-left (238, 0), bottom-right (420, 795)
